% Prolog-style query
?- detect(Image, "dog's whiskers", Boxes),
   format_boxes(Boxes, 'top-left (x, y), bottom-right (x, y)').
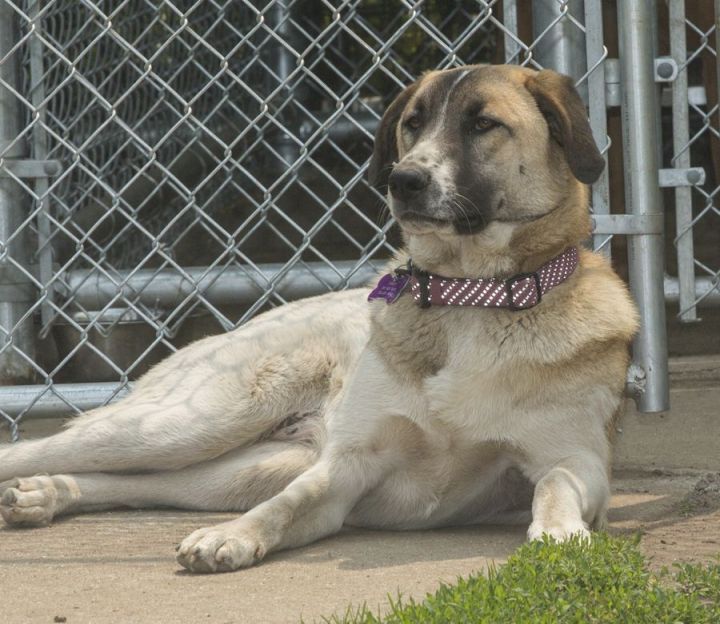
top-left (451, 198), bottom-right (473, 232)
top-left (454, 191), bottom-right (487, 231)
top-left (371, 184), bottom-right (392, 228)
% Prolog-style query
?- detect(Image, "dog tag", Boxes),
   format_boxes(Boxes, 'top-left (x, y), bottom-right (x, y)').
top-left (367, 273), bottom-right (410, 304)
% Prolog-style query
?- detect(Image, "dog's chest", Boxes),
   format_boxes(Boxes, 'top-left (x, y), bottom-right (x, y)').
top-left (421, 367), bottom-right (523, 442)
top-left (369, 299), bottom-right (450, 383)
top-left (371, 303), bottom-right (539, 438)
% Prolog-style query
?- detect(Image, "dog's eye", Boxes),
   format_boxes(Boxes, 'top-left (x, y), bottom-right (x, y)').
top-left (404, 115), bottom-right (422, 131)
top-left (474, 116), bottom-right (497, 132)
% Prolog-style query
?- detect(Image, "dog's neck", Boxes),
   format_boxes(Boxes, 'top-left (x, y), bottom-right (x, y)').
top-left (400, 185), bottom-right (591, 280)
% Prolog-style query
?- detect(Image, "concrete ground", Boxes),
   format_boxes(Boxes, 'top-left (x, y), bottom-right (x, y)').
top-left (1, 471), bottom-right (718, 624)
top-left (1, 356), bottom-right (719, 623)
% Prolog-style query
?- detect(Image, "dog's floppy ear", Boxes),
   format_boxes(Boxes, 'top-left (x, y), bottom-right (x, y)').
top-left (526, 69), bottom-right (605, 184)
top-left (367, 80), bottom-right (420, 189)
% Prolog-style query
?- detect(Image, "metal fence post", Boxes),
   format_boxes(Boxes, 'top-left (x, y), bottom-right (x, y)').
top-left (503, 0), bottom-right (520, 63)
top-left (618, 0), bottom-right (670, 412)
top-left (28, 0), bottom-right (55, 332)
top-left (584, 0), bottom-right (611, 256)
top-left (267, 0), bottom-right (298, 168)
top-left (0, 2), bottom-right (36, 384)
top-left (668, 0), bottom-right (698, 322)
top-left (533, 0), bottom-right (587, 95)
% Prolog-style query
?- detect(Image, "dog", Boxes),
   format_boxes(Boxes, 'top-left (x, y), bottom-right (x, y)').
top-left (0, 64), bottom-right (638, 573)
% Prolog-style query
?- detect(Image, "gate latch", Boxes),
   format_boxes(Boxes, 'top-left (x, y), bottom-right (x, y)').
top-left (0, 159), bottom-right (63, 178)
top-left (658, 167), bottom-right (705, 188)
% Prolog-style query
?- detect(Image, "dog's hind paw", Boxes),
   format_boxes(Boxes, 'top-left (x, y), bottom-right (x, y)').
top-left (0, 475), bottom-right (74, 527)
top-left (176, 520), bottom-right (266, 573)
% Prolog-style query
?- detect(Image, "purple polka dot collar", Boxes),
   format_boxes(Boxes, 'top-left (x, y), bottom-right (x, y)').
top-left (368, 247), bottom-right (579, 311)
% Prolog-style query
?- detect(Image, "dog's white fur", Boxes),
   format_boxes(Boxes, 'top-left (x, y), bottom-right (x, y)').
top-left (0, 66), bottom-right (638, 573)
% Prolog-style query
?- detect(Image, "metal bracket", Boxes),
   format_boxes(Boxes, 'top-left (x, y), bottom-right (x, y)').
top-left (625, 363), bottom-right (646, 401)
top-left (591, 213), bottom-right (663, 235)
top-left (604, 58), bottom-right (621, 108)
top-left (654, 56), bottom-right (678, 82)
top-left (0, 159), bottom-right (63, 178)
top-left (658, 167), bottom-right (705, 187)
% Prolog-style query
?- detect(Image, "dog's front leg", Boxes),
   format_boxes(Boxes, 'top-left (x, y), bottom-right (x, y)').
top-left (526, 453), bottom-right (609, 542)
top-left (176, 446), bottom-right (386, 573)
top-left (177, 346), bottom-right (396, 573)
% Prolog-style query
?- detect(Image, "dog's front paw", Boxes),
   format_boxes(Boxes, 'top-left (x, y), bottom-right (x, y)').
top-left (527, 520), bottom-right (590, 542)
top-left (0, 475), bottom-right (72, 527)
top-left (176, 521), bottom-right (266, 573)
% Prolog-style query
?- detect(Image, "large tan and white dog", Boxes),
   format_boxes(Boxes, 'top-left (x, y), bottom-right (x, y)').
top-left (0, 65), bottom-right (638, 573)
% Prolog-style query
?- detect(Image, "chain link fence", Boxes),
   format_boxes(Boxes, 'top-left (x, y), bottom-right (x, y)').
top-left (664, 2), bottom-right (720, 321)
top-left (0, 0), bottom-right (716, 440)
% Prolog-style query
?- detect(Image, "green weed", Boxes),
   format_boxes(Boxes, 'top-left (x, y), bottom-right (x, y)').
top-left (316, 533), bottom-right (720, 623)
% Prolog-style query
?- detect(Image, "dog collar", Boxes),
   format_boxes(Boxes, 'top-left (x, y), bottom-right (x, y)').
top-left (368, 246), bottom-right (579, 311)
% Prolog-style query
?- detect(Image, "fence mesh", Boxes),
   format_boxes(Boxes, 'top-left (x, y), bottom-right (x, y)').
top-left (3, 1), bottom-right (709, 438)
top-left (665, 4), bottom-right (720, 321)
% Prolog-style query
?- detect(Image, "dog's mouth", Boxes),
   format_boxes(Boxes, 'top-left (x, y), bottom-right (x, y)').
top-left (391, 191), bottom-right (494, 234)
top-left (395, 210), bottom-right (450, 226)
top-left (452, 213), bottom-right (488, 234)
top-left (396, 210), bottom-right (490, 235)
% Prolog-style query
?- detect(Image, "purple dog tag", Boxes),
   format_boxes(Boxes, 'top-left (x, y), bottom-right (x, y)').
top-left (368, 273), bottom-right (410, 304)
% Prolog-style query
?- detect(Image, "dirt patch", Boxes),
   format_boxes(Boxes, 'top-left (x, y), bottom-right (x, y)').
top-left (608, 472), bottom-right (720, 570)
top-left (640, 511), bottom-right (720, 571)
top-left (678, 473), bottom-right (720, 515)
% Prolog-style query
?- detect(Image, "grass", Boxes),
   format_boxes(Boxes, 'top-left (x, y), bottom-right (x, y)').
top-left (317, 534), bottom-right (720, 623)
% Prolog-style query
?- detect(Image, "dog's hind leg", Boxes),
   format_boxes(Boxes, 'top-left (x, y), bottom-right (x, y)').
top-left (0, 290), bottom-right (369, 482)
top-left (0, 440), bottom-right (318, 527)
top-left (0, 348), bottom-right (329, 481)
top-left (0, 356), bottom-right (326, 482)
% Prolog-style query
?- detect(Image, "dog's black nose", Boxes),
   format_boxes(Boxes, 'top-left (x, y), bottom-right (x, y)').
top-left (388, 167), bottom-right (430, 201)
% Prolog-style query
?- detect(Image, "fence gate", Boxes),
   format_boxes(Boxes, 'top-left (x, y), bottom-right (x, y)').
top-left (0, 0), bottom-right (717, 441)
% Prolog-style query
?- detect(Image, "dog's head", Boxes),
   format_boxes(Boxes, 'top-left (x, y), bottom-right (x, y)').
top-left (368, 65), bottom-right (603, 246)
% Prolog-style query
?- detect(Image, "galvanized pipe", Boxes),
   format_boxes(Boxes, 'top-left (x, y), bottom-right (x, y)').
top-left (584, 0), bottom-right (611, 255)
top-left (669, 0), bottom-right (698, 322)
top-left (532, 0), bottom-right (587, 98)
top-left (267, 0), bottom-right (298, 167)
top-left (0, 382), bottom-right (132, 419)
top-left (618, 0), bottom-right (669, 412)
top-left (61, 261), bottom-right (380, 309)
top-left (28, 0), bottom-right (55, 331)
top-left (0, 2), bottom-right (35, 383)
top-left (664, 275), bottom-right (720, 306)
top-left (503, 0), bottom-right (520, 63)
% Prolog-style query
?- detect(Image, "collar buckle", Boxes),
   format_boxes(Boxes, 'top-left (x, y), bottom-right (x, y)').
top-left (505, 272), bottom-right (542, 310)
